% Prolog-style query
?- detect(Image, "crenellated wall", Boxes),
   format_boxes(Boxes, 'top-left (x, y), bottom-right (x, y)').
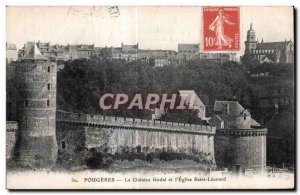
top-left (56, 110), bottom-right (216, 161)
top-left (56, 111), bottom-right (216, 135)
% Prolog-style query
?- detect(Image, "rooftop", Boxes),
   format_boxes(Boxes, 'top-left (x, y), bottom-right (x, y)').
top-left (256, 41), bottom-right (293, 50)
top-left (178, 90), bottom-right (205, 107)
top-left (214, 100), bottom-right (246, 116)
top-left (178, 44), bottom-right (199, 52)
top-left (21, 43), bottom-right (48, 61)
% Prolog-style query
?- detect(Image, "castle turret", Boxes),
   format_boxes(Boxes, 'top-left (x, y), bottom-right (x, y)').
top-left (245, 23), bottom-right (257, 55)
top-left (211, 101), bottom-right (267, 172)
top-left (15, 43), bottom-right (58, 168)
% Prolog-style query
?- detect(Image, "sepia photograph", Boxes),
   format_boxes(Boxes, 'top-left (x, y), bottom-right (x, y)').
top-left (5, 5), bottom-right (295, 190)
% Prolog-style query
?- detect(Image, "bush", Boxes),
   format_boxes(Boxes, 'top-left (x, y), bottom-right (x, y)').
top-left (146, 153), bottom-right (153, 163)
top-left (136, 145), bottom-right (142, 153)
top-left (128, 153), bottom-right (135, 162)
top-left (86, 149), bottom-right (104, 169)
top-left (103, 156), bottom-right (115, 168)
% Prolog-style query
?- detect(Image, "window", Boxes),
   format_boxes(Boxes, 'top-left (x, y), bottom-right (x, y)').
top-left (25, 100), bottom-right (28, 107)
top-left (62, 141), bottom-right (66, 149)
top-left (47, 83), bottom-right (51, 90)
top-left (47, 100), bottom-right (50, 107)
top-left (48, 66), bottom-right (50, 73)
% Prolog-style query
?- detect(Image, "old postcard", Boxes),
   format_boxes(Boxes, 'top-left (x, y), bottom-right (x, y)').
top-left (6, 6), bottom-right (295, 190)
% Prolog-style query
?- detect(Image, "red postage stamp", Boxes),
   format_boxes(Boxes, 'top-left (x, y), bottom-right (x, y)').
top-left (203, 7), bottom-right (240, 51)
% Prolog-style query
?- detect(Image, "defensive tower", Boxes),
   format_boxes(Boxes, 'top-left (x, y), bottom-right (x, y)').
top-left (211, 101), bottom-right (267, 171)
top-left (14, 43), bottom-right (58, 168)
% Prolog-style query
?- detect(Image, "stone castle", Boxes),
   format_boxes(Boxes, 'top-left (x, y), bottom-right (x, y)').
top-left (7, 43), bottom-right (267, 171)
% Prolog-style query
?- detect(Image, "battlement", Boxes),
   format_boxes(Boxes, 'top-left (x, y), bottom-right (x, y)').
top-left (56, 110), bottom-right (216, 135)
top-left (216, 128), bottom-right (268, 136)
top-left (6, 121), bottom-right (19, 132)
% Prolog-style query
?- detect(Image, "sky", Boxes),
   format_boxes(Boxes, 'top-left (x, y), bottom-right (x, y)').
top-left (6, 6), bottom-right (294, 56)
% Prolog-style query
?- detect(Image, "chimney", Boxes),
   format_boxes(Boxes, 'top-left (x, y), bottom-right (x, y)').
top-left (261, 38), bottom-right (264, 43)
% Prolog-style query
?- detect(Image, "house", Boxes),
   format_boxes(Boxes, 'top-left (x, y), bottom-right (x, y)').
top-left (178, 43), bottom-right (199, 54)
top-left (6, 43), bottom-right (18, 63)
top-left (121, 43), bottom-right (139, 61)
top-left (199, 53), bottom-right (237, 64)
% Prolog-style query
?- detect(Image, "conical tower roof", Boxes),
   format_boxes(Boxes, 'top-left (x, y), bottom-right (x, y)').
top-left (247, 23), bottom-right (255, 33)
top-left (22, 43), bottom-right (48, 61)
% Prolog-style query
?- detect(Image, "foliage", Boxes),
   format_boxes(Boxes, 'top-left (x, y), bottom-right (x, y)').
top-left (57, 59), bottom-right (250, 117)
top-left (251, 63), bottom-right (294, 78)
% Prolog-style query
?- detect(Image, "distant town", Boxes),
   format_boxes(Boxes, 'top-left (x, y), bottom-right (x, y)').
top-left (6, 23), bottom-right (294, 69)
top-left (6, 41), bottom-right (239, 67)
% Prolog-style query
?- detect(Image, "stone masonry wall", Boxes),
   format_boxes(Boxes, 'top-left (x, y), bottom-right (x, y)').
top-left (84, 126), bottom-right (215, 155)
top-left (232, 134), bottom-right (266, 169)
top-left (56, 111), bottom-right (216, 163)
top-left (56, 122), bottom-right (215, 162)
top-left (215, 129), bottom-right (267, 170)
top-left (14, 60), bottom-right (58, 168)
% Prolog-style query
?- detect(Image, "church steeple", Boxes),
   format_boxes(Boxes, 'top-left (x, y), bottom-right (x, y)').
top-left (245, 23), bottom-right (257, 55)
top-left (247, 23), bottom-right (256, 42)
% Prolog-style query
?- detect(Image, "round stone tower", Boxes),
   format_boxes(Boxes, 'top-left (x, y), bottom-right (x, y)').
top-left (212, 101), bottom-right (267, 171)
top-left (217, 127), bottom-right (267, 171)
top-left (15, 43), bottom-right (58, 168)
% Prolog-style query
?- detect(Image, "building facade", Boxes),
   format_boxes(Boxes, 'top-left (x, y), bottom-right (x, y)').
top-left (199, 53), bottom-right (237, 64)
top-left (178, 44), bottom-right (199, 55)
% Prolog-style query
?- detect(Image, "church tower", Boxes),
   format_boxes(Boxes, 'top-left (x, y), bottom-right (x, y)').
top-left (245, 23), bottom-right (257, 55)
top-left (15, 43), bottom-right (58, 168)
